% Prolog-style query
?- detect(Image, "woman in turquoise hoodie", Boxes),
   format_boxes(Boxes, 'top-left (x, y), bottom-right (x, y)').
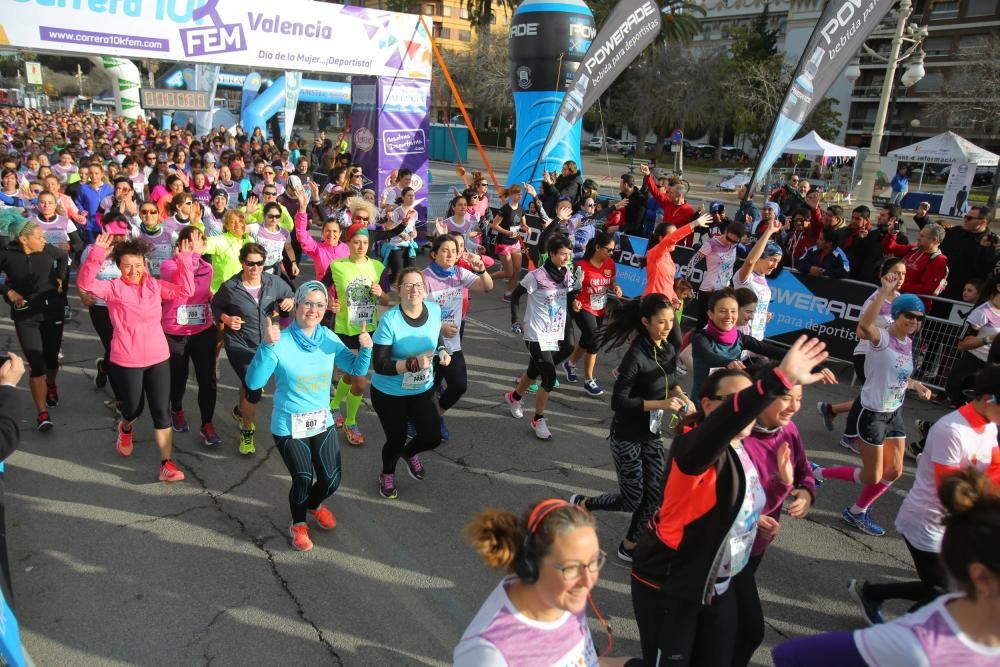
top-left (246, 280), bottom-right (372, 553)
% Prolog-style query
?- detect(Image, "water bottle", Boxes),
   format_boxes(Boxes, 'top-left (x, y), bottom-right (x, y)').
top-left (507, 0), bottom-right (595, 190)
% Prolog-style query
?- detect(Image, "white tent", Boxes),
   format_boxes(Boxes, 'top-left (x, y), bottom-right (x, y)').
top-left (886, 131), bottom-right (999, 167)
top-left (781, 131), bottom-right (858, 158)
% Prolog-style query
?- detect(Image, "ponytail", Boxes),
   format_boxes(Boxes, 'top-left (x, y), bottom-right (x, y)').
top-left (600, 293), bottom-right (673, 351)
top-left (939, 467), bottom-right (1000, 597)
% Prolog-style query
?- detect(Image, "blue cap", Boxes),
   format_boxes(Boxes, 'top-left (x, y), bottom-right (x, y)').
top-left (760, 240), bottom-right (783, 258)
top-left (765, 201), bottom-right (781, 217)
top-left (891, 294), bottom-right (925, 318)
top-left (710, 201), bottom-right (725, 214)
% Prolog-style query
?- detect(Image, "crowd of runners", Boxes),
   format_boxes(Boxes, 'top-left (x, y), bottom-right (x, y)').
top-left (0, 106), bottom-right (998, 666)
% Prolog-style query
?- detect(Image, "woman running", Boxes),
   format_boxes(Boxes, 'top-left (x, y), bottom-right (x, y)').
top-left (569, 293), bottom-right (694, 562)
top-left (293, 189), bottom-right (349, 282)
top-left (421, 234), bottom-right (492, 440)
top-left (202, 188), bottom-right (229, 237)
top-left (817, 257), bottom-right (907, 451)
top-left (689, 287), bottom-right (785, 394)
top-left (0, 214), bottom-right (68, 430)
top-left (204, 209), bottom-right (253, 293)
top-left (245, 281), bottom-right (373, 552)
top-left (642, 217), bottom-right (710, 303)
top-left (33, 190), bottom-right (83, 257)
top-left (734, 362), bottom-right (818, 666)
top-left (79, 215), bottom-right (131, 395)
top-left (441, 194), bottom-right (482, 252)
top-left (773, 467), bottom-right (1000, 667)
top-left (506, 235), bottom-right (576, 441)
top-left (249, 201), bottom-right (297, 280)
top-left (456, 499), bottom-right (611, 666)
top-left (160, 226), bottom-right (220, 446)
top-left (631, 337), bottom-right (832, 666)
top-left (370, 266), bottom-right (449, 499)
top-left (732, 220), bottom-right (783, 341)
top-left (380, 187), bottom-right (419, 289)
top-left (812, 273), bottom-right (932, 537)
top-left (137, 200), bottom-right (176, 279)
top-left (327, 218), bottom-right (388, 446)
top-left (489, 184), bottom-right (524, 302)
top-left (564, 232), bottom-right (622, 397)
top-left (211, 243), bottom-right (295, 455)
top-left (847, 364), bottom-right (1000, 624)
top-left (685, 220), bottom-right (746, 330)
top-left (77, 232), bottom-right (197, 482)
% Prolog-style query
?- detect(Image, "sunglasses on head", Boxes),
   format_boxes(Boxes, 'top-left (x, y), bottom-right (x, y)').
top-left (900, 311), bottom-right (924, 322)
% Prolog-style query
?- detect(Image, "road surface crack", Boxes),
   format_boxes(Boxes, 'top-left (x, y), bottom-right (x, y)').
top-left (218, 446), bottom-right (277, 496)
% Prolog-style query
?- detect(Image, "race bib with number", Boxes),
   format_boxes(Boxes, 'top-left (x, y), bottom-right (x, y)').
top-left (539, 338), bottom-right (559, 352)
top-left (402, 366), bottom-right (433, 390)
top-left (348, 301), bottom-right (376, 328)
top-left (147, 244), bottom-right (173, 277)
top-left (590, 292), bottom-right (607, 311)
top-left (43, 229), bottom-right (68, 245)
top-left (176, 304), bottom-right (207, 326)
top-left (291, 409), bottom-right (327, 439)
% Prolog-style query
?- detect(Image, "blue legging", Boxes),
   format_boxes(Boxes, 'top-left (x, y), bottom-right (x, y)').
top-left (273, 426), bottom-right (342, 523)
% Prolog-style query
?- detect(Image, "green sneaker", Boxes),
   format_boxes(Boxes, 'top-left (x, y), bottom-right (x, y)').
top-left (239, 429), bottom-right (256, 455)
top-left (528, 379), bottom-right (561, 392)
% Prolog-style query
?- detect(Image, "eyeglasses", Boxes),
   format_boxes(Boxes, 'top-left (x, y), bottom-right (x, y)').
top-left (140, 209), bottom-right (158, 215)
top-left (599, 245), bottom-right (615, 252)
top-left (900, 311), bottom-right (925, 322)
top-left (265, 213), bottom-right (281, 220)
top-left (263, 191), bottom-right (277, 196)
top-left (547, 552), bottom-right (607, 581)
top-left (180, 200), bottom-right (193, 206)
top-left (583, 203), bottom-right (595, 208)
top-left (725, 234), bottom-right (741, 244)
top-left (300, 300), bottom-right (326, 310)
top-left (399, 282), bottom-right (424, 292)
top-left (354, 215), bottom-right (370, 222)
top-left (477, 182), bottom-right (488, 187)
top-left (243, 259), bottom-right (265, 267)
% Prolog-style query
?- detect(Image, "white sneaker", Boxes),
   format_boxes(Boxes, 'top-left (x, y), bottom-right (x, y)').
top-left (505, 391), bottom-right (524, 419)
top-left (531, 416), bottom-right (552, 440)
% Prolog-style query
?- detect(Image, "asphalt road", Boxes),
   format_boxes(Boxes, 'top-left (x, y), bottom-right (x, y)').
top-left (0, 262), bottom-right (954, 667)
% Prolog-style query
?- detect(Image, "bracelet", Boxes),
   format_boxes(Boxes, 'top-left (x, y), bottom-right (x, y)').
top-left (473, 268), bottom-right (486, 275)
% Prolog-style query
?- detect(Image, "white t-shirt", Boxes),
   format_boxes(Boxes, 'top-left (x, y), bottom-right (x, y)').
top-left (520, 267), bottom-right (575, 345)
top-left (854, 594), bottom-right (1000, 667)
top-left (964, 301), bottom-right (1000, 362)
top-left (454, 577), bottom-right (599, 667)
top-left (387, 207), bottom-right (417, 248)
top-left (34, 215), bottom-right (76, 247)
top-left (692, 236), bottom-right (737, 291)
top-left (860, 328), bottom-right (913, 413)
top-left (715, 444), bottom-right (765, 594)
top-left (732, 270), bottom-right (771, 341)
top-left (248, 224), bottom-right (290, 269)
top-left (854, 291), bottom-right (893, 356)
top-left (422, 266), bottom-right (479, 354)
top-left (896, 406), bottom-right (998, 552)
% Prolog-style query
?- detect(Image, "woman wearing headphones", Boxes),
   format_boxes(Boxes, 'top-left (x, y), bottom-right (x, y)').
top-left (457, 499), bottom-right (631, 666)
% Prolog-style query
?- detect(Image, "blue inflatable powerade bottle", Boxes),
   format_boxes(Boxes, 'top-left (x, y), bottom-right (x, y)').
top-left (507, 0), bottom-right (595, 190)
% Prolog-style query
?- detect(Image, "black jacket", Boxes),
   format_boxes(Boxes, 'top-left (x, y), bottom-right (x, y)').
top-left (211, 273), bottom-right (293, 355)
top-left (0, 242), bottom-right (68, 321)
top-left (631, 369), bottom-right (791, 603)
top-left (611, 335), bottom-right (678, 442)
top-left (621, 189), bottom-right (648, 236)
top-left (939, 226), bottom-right (996, 302)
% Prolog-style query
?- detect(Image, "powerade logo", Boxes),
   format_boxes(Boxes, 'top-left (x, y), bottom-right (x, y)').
top-left (568, 17), bottom-right (595, 55)
top-left (765, 270), bottom-right (862, 339)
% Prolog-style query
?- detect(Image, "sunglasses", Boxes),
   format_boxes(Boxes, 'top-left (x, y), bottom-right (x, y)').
top-left (263, 191), bottom-right (277, 196)
top-left (243, 259), bottom-right (266, 267)
top-left (140, 209), bottom-right (158, 215)
top-left (354, 215), bottom-right (370, 222)
top-left (900, 311), bottom-right (924, 322)
top-left (265, 213), bottom-right (281, 220)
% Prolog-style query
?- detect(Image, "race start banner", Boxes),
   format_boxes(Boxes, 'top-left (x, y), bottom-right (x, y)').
top-left (535, 0), bottom-right (661, 176)
top-left (747, 0), bottom-right (895, 195)
top-left (0, 0), bottom-right (432, 79)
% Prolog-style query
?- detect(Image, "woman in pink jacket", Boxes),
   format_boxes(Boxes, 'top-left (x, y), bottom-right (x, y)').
top-left (159, 226), bottom-right (220, 447)
top-left (78, 231), bottom-right (196, 483)
top-left (292, 189), bottom-right (349, 281)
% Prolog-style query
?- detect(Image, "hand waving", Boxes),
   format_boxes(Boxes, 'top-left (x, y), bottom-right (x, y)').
top-left (776, 336), bottom-right (830, 386)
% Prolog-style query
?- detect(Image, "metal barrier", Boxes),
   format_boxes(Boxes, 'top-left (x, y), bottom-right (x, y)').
top-left (910, 294), bottom-right (970, 393)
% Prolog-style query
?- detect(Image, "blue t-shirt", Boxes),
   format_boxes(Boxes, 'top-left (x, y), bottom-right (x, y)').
top-left (372, 301), bottom-right (442, 396)
top-left (245, 326), bottom-right (371, 436)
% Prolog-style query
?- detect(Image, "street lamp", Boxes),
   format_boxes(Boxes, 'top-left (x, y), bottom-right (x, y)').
top-left (909, 117), bottom-right (921, 143)
top-left (853, 0), bottom-right (929, 208)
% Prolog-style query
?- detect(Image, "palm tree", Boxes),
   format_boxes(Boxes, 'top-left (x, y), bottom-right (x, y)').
top-left (466, 0), bottom-right (518, 38)
top-left (585, 0), bottom-right (704, 43)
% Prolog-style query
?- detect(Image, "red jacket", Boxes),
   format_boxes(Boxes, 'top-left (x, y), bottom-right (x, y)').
top-left (645, 174), bottom-right (696, 245)
top-left (882, 232), bottom-right (949, 297)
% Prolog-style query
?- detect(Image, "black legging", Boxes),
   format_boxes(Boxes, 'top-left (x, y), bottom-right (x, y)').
top-left (14, 313), bottom-right (62, 377)
top-left (585, 436), bottom-right (665, 543)
top-left (166, 326), bottom-right (218, 425)
top-left (89, 305), bottom-right (123, 399)
top-left (107, 359), bottom-right (172, 429)
top-left (385, 247), bottom-right (414, 286)
top-left (571, 310), bottom-right (602, 355)
top-left (525, 339), bottom-right (575, 393)
top-left (273, 426), bottom-right (342, 523)
top-left (694, 289), bottom-right (713, 331)
top-left (731, 554), bottom-right (764, 667)
top-left (862, 537), bottom-right (948, 612)
top-left (370, 385), bottom-right (442, 474)
top-left (631, 576), bottom-right (738, 667)
top-left (434, 350), bottom-right (467, 411)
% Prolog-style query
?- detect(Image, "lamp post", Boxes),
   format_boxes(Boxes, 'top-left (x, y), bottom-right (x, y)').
top-left (850, 0), bottom-right (928, 208)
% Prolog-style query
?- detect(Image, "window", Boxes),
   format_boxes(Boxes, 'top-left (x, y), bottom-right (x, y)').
top-left (458, 29), bottom-right (472, 41)
top-left (460, 6), bottom-right (469, 18)
top-left (432, 21), bottom-right (443, 38)
top-left (912, 71), bottom-right (944, 92)
top-left (422, 3), bottom-right (436, 15)
top-left (931, 0), bottom-right (960, 18)
top-left (922, 36), bottom-right (952, 56)
top-left (439, 27), bottom-right (451, 39)
top-left (965, 0), bottom-right (998, 15)
top-left (442, 5), bottom-right (451, 16)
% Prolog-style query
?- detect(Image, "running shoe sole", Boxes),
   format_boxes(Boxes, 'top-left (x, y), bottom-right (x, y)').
top-left (378, 477), bottom-right (398, 500)
top-left (36, 419), bottom-right (53, 432)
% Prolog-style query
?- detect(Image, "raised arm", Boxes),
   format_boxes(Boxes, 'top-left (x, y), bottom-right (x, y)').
top-left (857, 273), bottom-right (898, 344)
top-left (737, 219), bottom-right (780, 283)
top-left (293, 209), bottom-right (320, 257)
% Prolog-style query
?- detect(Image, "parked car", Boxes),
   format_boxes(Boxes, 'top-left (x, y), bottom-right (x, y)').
top-left (586, 136), bottom-right (604, 150)
top-left (605, 138), bottom-right (623, 152)
top-left (721, 146), bottom-right (748, 162)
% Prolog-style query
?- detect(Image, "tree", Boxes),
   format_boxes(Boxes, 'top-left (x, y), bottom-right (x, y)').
top-left (923, 35), bottom-right (1000, 137)
top-left (466, 0), bottom-right (517, 38)
top-left (725, 3), bottom-right (779, 62)
top-left (801, 98), bottom-right (844, 141)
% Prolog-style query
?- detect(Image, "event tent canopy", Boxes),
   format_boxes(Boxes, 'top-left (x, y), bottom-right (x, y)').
top-left (781, 131), bottom-right (858, 158)
top-left (886, 131), bottom-right (1000, 166)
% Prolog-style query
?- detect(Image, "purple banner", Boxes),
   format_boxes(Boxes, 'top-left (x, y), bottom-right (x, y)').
top-left (350, 76), bottom-right (430, 231)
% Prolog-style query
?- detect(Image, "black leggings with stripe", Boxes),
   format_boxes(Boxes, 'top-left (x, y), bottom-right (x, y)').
top-left (585, 436), bottom-right (666, 543)
top-left (273, 426), bottom-right (342, 524)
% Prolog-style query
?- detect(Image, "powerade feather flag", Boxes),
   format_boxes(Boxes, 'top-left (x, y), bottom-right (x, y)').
top-left (748, 0), bottom-right (896, 195)
top-left (534, 0), bottom-right (662, 177)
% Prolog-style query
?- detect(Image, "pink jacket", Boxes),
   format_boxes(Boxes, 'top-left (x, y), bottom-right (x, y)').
top-left (78, 245), bottom-right (195, 367)
top-left (159, 255), bottom-right (214, 336)
top-left (294, 210), bottom-right (349, 280)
